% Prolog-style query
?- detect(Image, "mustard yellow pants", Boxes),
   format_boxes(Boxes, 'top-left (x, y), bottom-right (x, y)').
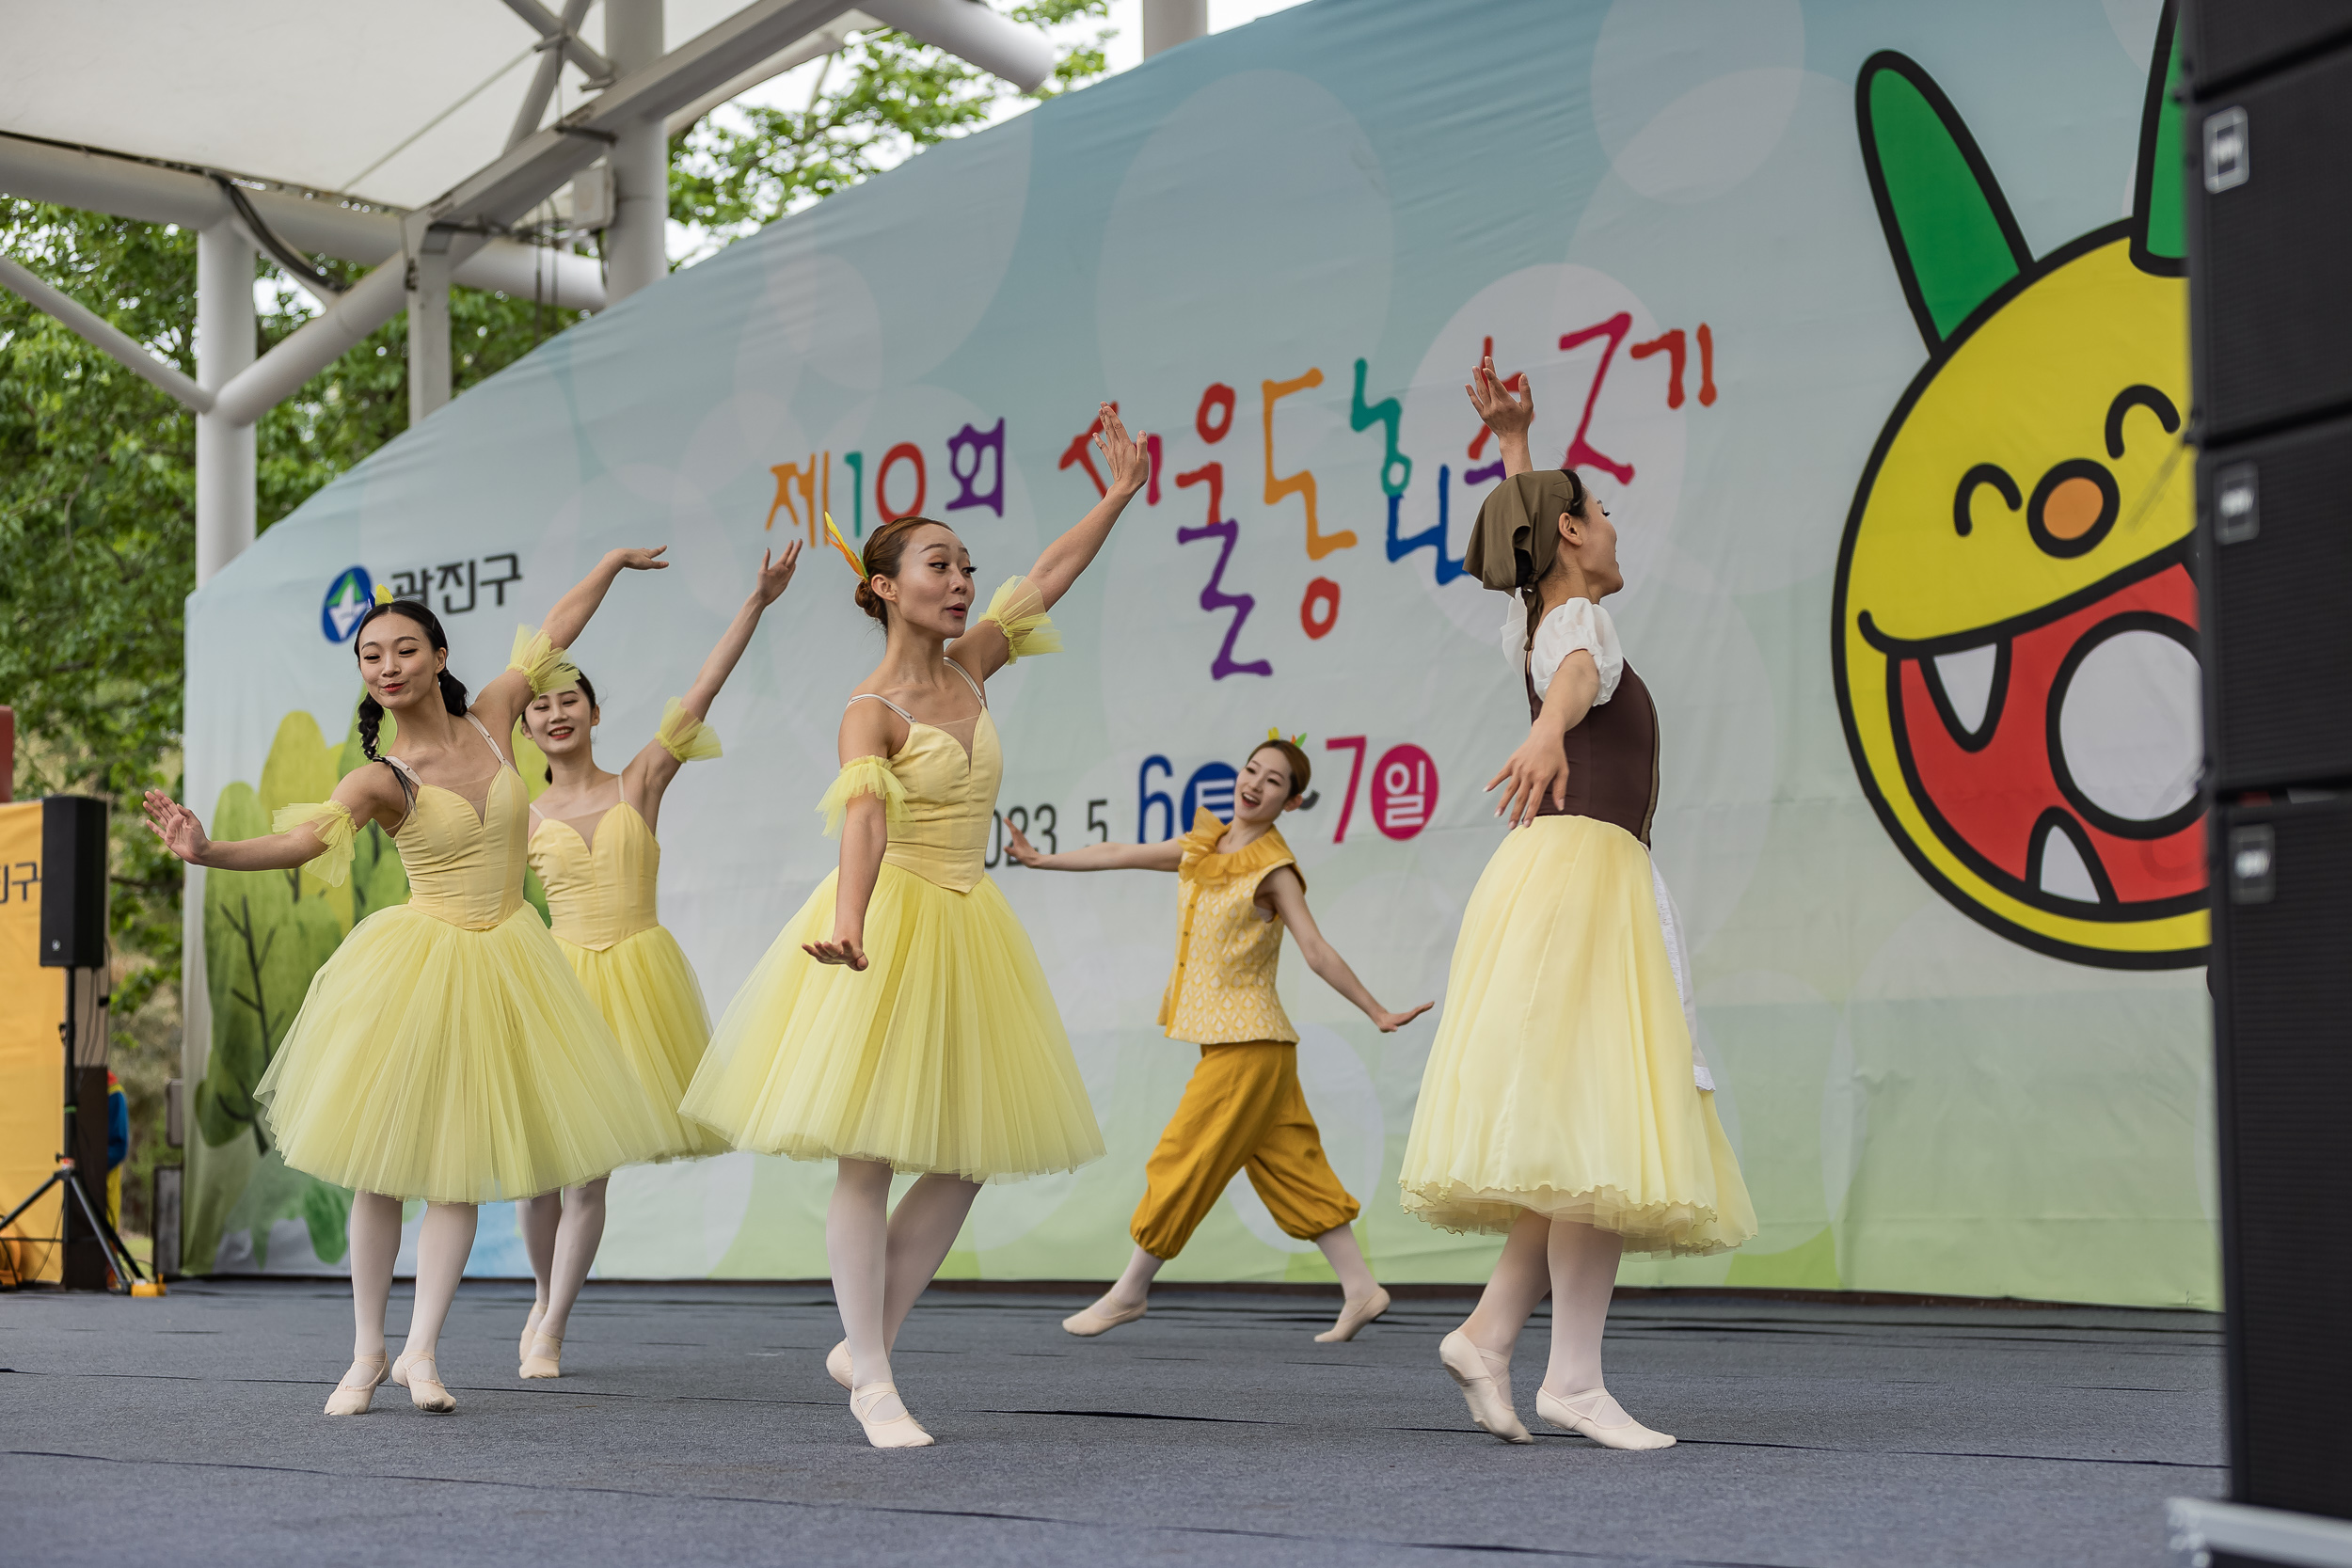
top-left (1130, 1040), bottom-right (1359, 1259)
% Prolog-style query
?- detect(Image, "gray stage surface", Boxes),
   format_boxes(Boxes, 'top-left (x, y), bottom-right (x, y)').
top-left (1, 1280), bottom-right (2218, 1566)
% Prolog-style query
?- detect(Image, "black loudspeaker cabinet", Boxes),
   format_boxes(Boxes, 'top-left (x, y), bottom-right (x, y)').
top-left (2182, 0), bottom-right (2352, 94)
top-left (40, 794), bottom-right (107, 969)
top-left (2211, 794), bottom-right (2352, 1520)
top-left (2198, 414), bottom-right (2352, 791)
top-left (2185, 40), bottom-right (2352, 444)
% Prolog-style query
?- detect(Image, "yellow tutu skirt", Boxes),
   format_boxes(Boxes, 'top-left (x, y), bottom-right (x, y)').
top-left (556, 924), bottom-right (729, 1163)
top-left (1398, 816), bottom-right (1756, 1256)
top-left (256, 905), bottom-right (675, 1204)
top-left (682, 863), bottom-right (1104, 1182)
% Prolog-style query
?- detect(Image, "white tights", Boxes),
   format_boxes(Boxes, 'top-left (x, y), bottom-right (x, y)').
top-left (519, 1178), bottom-right (608, 1342)
top-left (1460, 1210), bottom-right (1626, 1412)
top-left (346, 1191), bottom-right (477, 1368)
top-left (828, 1160), bottom-right (980, 1415)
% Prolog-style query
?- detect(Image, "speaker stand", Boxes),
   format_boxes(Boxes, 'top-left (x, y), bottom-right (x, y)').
top-left (0, 967), bottom-right (147, 1291)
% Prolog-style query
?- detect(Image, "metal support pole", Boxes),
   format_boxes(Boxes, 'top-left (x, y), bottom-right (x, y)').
top-left (1141, 0), bottom-right (1206, 58)
top-left (406, 227), bottom-right (453, 424)
top-left (604, 0), bottom-right (668, 302)
top-left (194, 223), bottom-right (255, 587)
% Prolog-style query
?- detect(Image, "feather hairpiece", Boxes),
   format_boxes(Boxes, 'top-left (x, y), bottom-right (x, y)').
top-left (822, 513), bottom-right (866, 579)
top-left (1265, 727), bottom-right (1307, 748)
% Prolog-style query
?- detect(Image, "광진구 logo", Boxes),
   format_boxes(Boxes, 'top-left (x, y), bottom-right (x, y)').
top-left (321, 566), bottom-right (373, 643)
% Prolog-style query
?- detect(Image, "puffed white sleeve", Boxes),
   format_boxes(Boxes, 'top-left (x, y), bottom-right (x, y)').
top-left (1528, 598), bottom-right (1624, 704)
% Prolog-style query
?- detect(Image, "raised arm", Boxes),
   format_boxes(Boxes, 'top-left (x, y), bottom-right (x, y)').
top-left (952, 404), bottom-right (1148, 683)
top-left (1486, 647), bottom-right (1599, 829)
top-left (475, 546), bottom-right (670, 736)
top-left (1258, 868), bottom-right (1431, 1034)
top-left (141, 764), bottom-right (405, 877)
top-left (1466, 355), bottom-right (1535, 478)
top-left (627, 543), bottom-right (801, 830)
top-left (803, 699), bottom-right (902, 972)
top-left (1003, 825), bottom-right (1183, 873)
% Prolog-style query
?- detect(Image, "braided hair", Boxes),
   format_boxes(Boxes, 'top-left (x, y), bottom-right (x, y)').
top-left (351, 599), bottom-right (469, 761)
top-left (1520, 467), bottom-right (1592, 652)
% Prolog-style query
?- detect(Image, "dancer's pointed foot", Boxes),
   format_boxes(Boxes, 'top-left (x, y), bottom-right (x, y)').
top-left (519, 1331), bottom-right (564, 1380)
top-left (827, 1339), bottom-right (852, 1391)
top-left (519, 1302), bottom-right (545, 1364)
top-left (1061, 1293), bottom-right (1147, 1338)
top-left (323, 1352), bottom-right (389, 1416)
top-left (1536, 1386), bottom-right (1676, 1449)
top-left (391, 1352), bottom-right (457, 1414)
top-left (849, 1383), bottom-right (934, 1449)
top-left (1438, 1329), bottom-right (1531, 1443)
top-left (1314, 1285), bottom-right (1391, 1343)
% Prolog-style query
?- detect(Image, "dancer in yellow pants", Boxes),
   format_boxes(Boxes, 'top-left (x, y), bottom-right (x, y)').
top-left (1009, 735), bottom-right (1430, 1342)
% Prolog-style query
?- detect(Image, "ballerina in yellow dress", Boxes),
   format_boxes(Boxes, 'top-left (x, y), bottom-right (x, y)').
top-left (511, 542), bottom-right (803, 1380)
top-left (1397, 359), bottom-right (1754, 1450)
top-left (141, 550), bottom-right (675, 1418)
top-left (682, 404), bottom-right (1147, 1449)
top-left (1005, 736), bottom-right (1430, 1343)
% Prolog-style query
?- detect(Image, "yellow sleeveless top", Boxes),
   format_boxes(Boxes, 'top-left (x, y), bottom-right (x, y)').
top-left (529, 802), bottom-right (661, 950)
top-left (1157, 808), bottom-right (1302, 1046)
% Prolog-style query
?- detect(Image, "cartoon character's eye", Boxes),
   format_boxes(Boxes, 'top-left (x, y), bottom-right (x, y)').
top-left (2104, 386), bottom-right (2180, 459)
top-left (1952, 463), bottom-right (2021, 537)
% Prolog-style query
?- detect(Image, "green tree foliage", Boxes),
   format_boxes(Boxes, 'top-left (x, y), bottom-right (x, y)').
top-left (672, 2), bottom-right (1109, 245)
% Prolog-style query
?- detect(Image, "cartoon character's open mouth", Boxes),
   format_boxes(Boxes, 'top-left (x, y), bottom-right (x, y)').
top-left (1859, 540), bottom-right (2204, 919)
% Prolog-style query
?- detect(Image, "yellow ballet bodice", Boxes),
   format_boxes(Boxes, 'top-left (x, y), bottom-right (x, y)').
top-left (528, 802), bottom-right (662, 951)
top-left (392, 767), bottom-right (531, 931)
top-left (1157, 809), bottom-right (1301, 1046)
top-left (880, 715), bottom-right (1003, 895)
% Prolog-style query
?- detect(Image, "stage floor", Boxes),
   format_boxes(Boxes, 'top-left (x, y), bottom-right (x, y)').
top-left (2, 1280), bottom-right (2218, 1566)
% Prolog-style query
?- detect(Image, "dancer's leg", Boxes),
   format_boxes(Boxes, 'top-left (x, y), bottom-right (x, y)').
top-left (1534, 1218), bottom-right (1669, 1447)
top-left (538, 1179), bottom-right (608, 1342)
top-left (1238, 1050), bottom-right (1382, 1339)
top-left (1102, 1244), bottom-right (1165, 1310)
top-left (827, 1158), bottom-right (895, 1393)
top-left (879, 1173), bottom-right (981, 1348)
top-left (326, 1191), bottom-right (403, 1412)
top-left (516, 1191), bottom-right (560, 1358)
top-left (1438, 1207), bottom-right (1551, 1442)
top-left (392, 1201), bottom-right (477, 1412)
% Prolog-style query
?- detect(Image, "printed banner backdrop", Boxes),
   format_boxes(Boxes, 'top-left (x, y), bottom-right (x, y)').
top-left (182, 0), bottom-right (2217, 1306)
top-left (0, 802), bottom-right (62, 1284)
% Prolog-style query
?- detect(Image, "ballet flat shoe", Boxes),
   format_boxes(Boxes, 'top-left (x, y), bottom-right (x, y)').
top-left (519, 1332), bottom-right (564, 1380)
top-left (849, 1383), bottom-right (934, 1449)
top-left (1438, 1330), bottom-right (1532, 1444)
top-left (1536, 1386), bottom-right (1676, 1450)
top-left (390, 1352), bottom-right (457, 1414)
top-left (323, 1353), bottom-right (389, 1417)
top-left (1314, 1285), bottom-right (1391, 1343)
top-left (1060, 1298), bottom-right (1147, 1338)
top-left (519, 1303), bottom-right (545, 1364)
top-left (827, 1339), bottom-right (853, 1391)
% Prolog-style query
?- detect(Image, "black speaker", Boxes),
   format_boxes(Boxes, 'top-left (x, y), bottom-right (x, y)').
top-left (40, 794), bottom-right (107, 969)
top-left (2211, 794), bottom-right (2352, 1520)
top-left (2185, 40), bottom-right (2352, 444)
top-left (2181, 1), bottom-right (2352, 95)
top-left (2197, 414), bottom-right (2352, 791)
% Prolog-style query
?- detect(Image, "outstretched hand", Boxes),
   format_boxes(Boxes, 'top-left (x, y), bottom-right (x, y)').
top-left (753, 541), bottom-right (802, 607)
top-left (1486, 732), bottom-right (1570, 829)
top-left (803, 934), bottom-right (869, 970)
top-left (142, 789), bottom-right (210, 864)
top-left (1096, 404), bottom-right (1149, 497)
top-left (1374, 1001), bottom-right (1434, 1033)
top-left (610, 546), bottom-right (670, 572)
top-left (1003, 824), bottom-right (1048, 868)
top-left (1465, 355), bottom-right (1533, 439)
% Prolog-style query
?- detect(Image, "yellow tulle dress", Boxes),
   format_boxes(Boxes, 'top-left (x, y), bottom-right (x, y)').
top-left (254, 631), bottom-right (674, 1204)
top-left (1398, 650), bottom-right (1756, 1256)
top-left (681, 579), bottom-right (1104, 1182)
top-left (526, 700), bottom-right (729, 1165)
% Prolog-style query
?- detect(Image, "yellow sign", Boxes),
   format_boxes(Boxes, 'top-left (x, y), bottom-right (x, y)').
top-left (0, 800), bottom-right (61, 1283)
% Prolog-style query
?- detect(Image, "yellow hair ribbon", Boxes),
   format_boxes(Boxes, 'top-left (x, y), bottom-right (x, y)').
top-left (373, 583), bottom-right (393, 606)
top-left (822, 513), bottom-right (866, 579)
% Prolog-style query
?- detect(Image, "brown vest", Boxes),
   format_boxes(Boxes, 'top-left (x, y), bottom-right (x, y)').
top-left (1525, 661), bottom-right (1661, 846)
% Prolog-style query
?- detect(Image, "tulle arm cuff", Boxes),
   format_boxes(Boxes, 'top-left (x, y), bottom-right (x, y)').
top-left (272, 800), bottom-right (355, 888)
top-left (507, 625), bottom-right (584, 697)
top-left (656, 698), bottom-right (723, 763)
top-left (977, 576), bottom-right (1062, 663)
top-left (818, 756), bottom-right (909, 837)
